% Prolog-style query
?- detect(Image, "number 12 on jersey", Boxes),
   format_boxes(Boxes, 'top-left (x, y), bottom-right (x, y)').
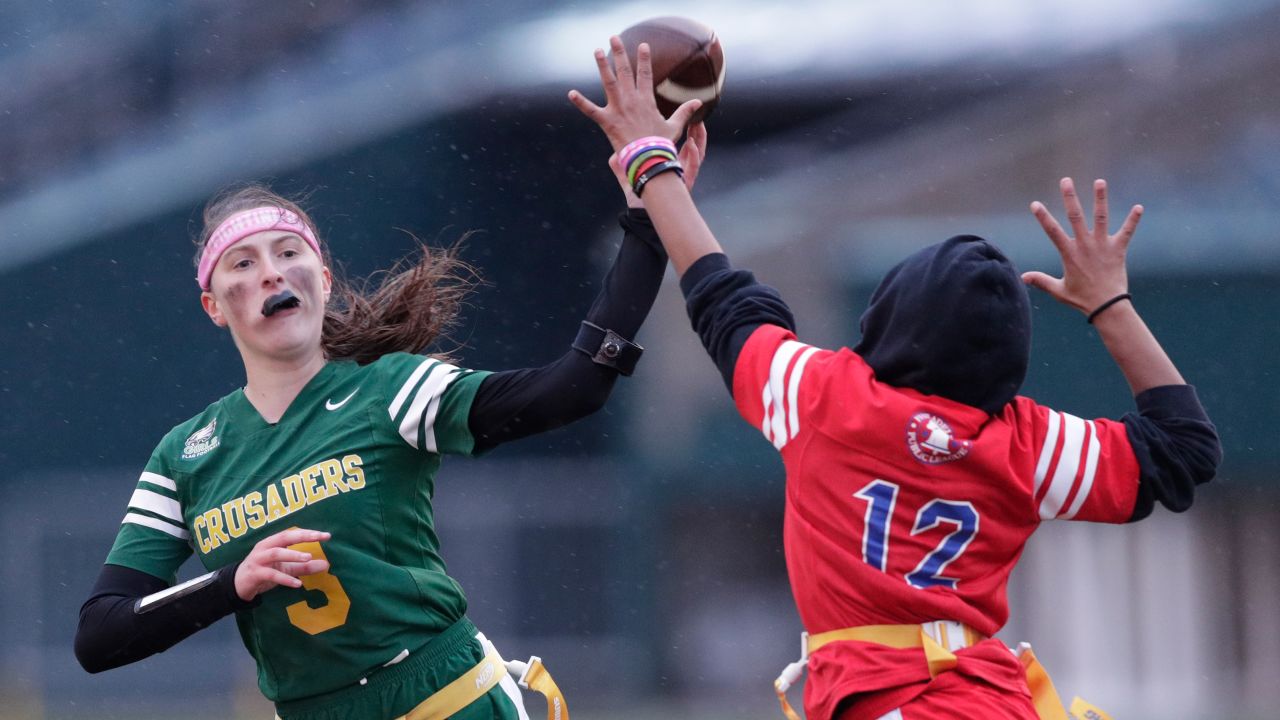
top-left (852, 479), bottom-right (980, 589)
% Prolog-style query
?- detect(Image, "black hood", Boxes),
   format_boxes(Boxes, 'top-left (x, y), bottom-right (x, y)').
top-left (853, 235), bottom-right (1031, 414)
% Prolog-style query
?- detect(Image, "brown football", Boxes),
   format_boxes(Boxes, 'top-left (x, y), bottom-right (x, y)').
top-left (619, 16), bottom-right (724, 123)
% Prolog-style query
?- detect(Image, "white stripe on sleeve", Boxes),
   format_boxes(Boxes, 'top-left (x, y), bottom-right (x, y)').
top-left (139, 471), bottom-right (176, 492)
top-left (420, 374), bottom-right (460, 453)
top-left (1062, 420), bottom-right (1102, 520)
top-left (388, 357), bottom-right (436, 421)
top-left (1033, 410), bottom-right (1061, 498)
top-left (765, 341), bottom-right (805, 449)
top-left (786, 347), bottom-right (820, 439)
top-left (128, 488), bottom-right (183, 524)
top-left (1039, 412), bottom-right (1086, 519)
top-left (760, 379), bottom-right (775, 444)
top-left (123, 512), bottom-right (191, 540)
top-left (397, 362), bottom-right (459, 449)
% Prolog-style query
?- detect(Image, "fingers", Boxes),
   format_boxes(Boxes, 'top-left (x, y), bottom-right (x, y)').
top-left (593, 46), bottom-right (618, 101)
top-left (667, 99), bottom-right (703, 136)
top-left (258, 546), bottom-right (314, 565)
top-left (235, 529), bottom-right (334, 600)
top-left (567, 88), bottom-right (604, 122)
top-left (681, 143), bottom-right (702, 192)
top-left (679, 136), bottom-right (702, 168)
top-left (1115, 204), bottom-right (1144, 247)
top-left (236, 555), bottom-right (312, 598)
top-left (1060, 177), bottom-right (1088, 240)
top-left (610, 36), bottom-right (633, 90)
top-left (278, 558), bottom-right (331, 577)
top-left (1020, 271), bottom-right (1065, 296)
top-left (258, 527), bottom-right (331, 549)
top-left (1030, 201), bottom-right (1071, 253)
top-left (1092, 179), bottom-right (1109, 238)
top-left (689, 122), bottom-right (708, 157)
top-left (635, 42), bottom-right (654, 95)
top-left (680, 126), bottom-right (705, 166)
top-left (264, 568), bottom-right (304, 589)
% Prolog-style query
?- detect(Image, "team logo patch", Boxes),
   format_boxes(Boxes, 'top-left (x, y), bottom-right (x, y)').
top-left (182, 418), bottom-right (221, 460)
top-left (906, 412), bottom-right (971, 464)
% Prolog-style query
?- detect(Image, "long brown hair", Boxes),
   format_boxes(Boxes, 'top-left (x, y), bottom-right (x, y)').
top-left (195, 184), bottom-right (477, 365)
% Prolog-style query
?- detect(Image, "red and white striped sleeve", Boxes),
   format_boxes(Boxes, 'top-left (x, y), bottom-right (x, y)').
top-left (731, 324), bottom-right (827, 451)
top-left (1028, 403), bottom-right (1141, 523)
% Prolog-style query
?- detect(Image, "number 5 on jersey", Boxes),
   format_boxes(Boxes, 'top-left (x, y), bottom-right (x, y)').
top-left (285, 540), bottom-right (351, 634)
top-left (853, 479), bottom-right (979, 589)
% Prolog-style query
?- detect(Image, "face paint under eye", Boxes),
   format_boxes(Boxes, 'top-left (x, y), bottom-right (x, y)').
top-left (223, 279), bottom-right (250, 309)
top-left (285, 266), bottom-right (318, 298)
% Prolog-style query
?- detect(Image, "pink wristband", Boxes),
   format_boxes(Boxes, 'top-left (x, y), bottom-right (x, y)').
top-left (619, 136), bottom-right (676, 173)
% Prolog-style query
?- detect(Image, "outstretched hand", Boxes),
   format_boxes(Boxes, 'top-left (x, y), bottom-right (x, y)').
top-left (609, 122), bottom-right (708, 208)
top-left (234, 527), bottom-right (332, 601)
top-left (1023, 178), bottom-right (1143, 315)
top-left (568, 36), bottom-right (703, 153)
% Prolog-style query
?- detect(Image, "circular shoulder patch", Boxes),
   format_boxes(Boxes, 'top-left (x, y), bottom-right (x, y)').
top-left (905, 412), bottom-right (971, 464)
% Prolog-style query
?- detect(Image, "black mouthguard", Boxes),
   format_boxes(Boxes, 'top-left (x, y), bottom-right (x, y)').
top-left (262, 290), bottom-right (301, 317)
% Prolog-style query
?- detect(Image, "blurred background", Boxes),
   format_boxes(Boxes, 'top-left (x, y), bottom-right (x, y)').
top-left (1, 0), bottom-right (1277, 718)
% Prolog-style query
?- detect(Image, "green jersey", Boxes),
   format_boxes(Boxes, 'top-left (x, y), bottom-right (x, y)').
top-left (104, 353), bottom-right (491, 703)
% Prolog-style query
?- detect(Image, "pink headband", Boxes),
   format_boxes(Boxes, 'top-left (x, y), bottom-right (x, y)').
top-left (197, 206), bottom-right (322, 290)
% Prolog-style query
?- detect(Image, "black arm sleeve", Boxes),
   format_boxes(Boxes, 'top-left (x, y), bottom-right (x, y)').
top-left (75, 563), bottom-right (256, 673)
top-left (468, 209), bottom-right (668, 453)
top-left (1122, 384), bottom-right (1222, 522)
top-left (679, 252), bottom-right (797, 393)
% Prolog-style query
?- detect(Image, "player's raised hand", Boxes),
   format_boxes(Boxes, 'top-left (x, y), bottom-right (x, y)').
top-left (681, 121), bottom-right (708, 188)
top-left (569, 36), bottom-right (702, 152)
top-left (607, 122), bottom-right (708, 208)
top-left (1022, 178), bottom-right (1143, 315)
top-left (234, 527), bottom-right (332, 601)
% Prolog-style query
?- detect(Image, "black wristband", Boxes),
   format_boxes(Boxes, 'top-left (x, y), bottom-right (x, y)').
top-left (1087, 293), bottom-right (1133, 324)
top-left (633, 160), bottom-right (684, 197)
top-left (572, 321), bottom-right (644, 376)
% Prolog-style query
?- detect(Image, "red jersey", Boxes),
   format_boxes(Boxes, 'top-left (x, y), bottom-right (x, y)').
top-left (733, 324), bottom-right (1141, 719)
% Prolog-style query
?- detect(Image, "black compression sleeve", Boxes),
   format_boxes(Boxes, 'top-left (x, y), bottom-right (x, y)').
top-left (680, 253), bottom-right (797, 392)
top-left (1122, 384), bottom-right (1222, 522)
top-left (75, 563), bottom-right (256, 673)
top-left (468, 209), bottom-right (667, 453)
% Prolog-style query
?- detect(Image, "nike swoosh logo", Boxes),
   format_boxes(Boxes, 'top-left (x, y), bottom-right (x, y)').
top-left (325, 389), bottom-right (359, 411)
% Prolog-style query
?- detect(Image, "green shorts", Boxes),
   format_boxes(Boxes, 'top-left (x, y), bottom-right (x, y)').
top-left (274, 618), bottom-right (527, 720)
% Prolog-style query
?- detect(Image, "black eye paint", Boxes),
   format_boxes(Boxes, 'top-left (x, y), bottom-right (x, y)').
top-left (225, 281), bottom-right (247, 304)
top-left (286, 266), bottom-right (316, 298)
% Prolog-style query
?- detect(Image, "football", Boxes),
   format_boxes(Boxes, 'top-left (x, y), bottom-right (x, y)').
top-left (619, 16), bottom-right (724, 123)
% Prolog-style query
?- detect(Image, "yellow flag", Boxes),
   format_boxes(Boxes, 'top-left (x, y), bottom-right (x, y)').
top-left (1068, 696), bottom-right (1114, 720)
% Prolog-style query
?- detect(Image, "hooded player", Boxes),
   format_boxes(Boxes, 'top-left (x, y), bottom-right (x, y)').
top-left (569, 37), bottom-right (1221, 720)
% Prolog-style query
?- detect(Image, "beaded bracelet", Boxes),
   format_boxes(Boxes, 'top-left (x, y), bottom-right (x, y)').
top-left (633, 159), bottom-right (684, 197)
